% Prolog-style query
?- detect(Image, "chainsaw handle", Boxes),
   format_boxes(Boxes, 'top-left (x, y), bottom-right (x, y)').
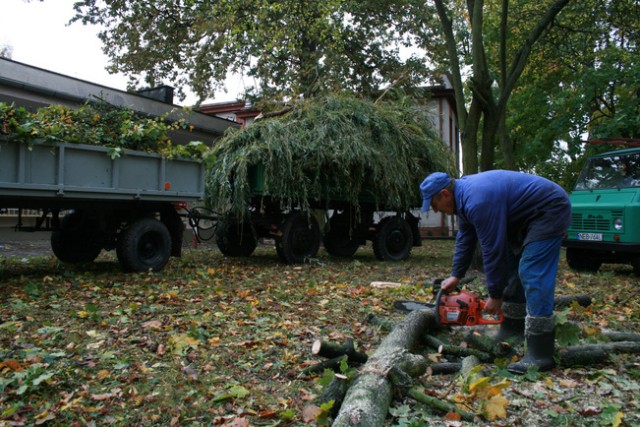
top-left (476, 300), bottom-right (505, 325)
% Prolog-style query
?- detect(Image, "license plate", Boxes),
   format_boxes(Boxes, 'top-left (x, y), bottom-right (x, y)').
top-left (578, 232), bottom-right (603, 241)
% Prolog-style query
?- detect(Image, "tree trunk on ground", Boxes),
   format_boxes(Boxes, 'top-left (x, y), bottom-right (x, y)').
top-left (332, 309), bottom-right (438, 427)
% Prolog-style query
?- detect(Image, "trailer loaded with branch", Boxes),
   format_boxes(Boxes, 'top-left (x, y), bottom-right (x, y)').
top-left (207, 95), bottom-right (455, 264)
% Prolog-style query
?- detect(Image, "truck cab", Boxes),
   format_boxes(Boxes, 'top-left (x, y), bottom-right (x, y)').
top-left (563, 144), bottom-right (640, 274)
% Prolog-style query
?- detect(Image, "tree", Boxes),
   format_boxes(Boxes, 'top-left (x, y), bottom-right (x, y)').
top-left (408, 0), bottom-right (572, 174)
top-left (0, 43), bottom-right (12, 59)
top-left (504, 0), bottom-right (640, 187)
top-left (71, 0), bottom-right (430, 103)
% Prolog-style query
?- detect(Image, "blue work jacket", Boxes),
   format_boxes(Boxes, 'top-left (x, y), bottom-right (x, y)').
top-left (451, 170), bottom-right (571, 298)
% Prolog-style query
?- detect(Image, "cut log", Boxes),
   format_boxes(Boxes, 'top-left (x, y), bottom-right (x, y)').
top-left (312, 339), bottom-right (368, 364)
top-left (559, 347), bottom-right (608, 367)
top-left (464, 332), bottom-right (513, 358)
top-left (302, 356), bottom-right (346, 376)
top-left (424, 334), bottom-right (444, 350)
top-left (427, 362), bottom-right (462, 376)
top-left (602, 331), bottom-right (640, 342)
top-left (332, 309), bottom-right (436, 427)
top-left (437, 344), bottom-right (492, 362)
top-left (554, 294), bottom-right (592, 308)
top-left (364, 313), bottom-right (395, 332)
top-left (317, 374), bottom-right (351, 418)
top-left (559, 341), bottom-right (640, 368)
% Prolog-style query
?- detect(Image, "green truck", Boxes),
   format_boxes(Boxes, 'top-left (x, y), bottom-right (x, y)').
top-left (563, 140), bottom-right (640, 274)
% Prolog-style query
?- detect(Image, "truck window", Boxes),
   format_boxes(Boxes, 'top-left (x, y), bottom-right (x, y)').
top-left (574, 152), bottom-right (640, 190)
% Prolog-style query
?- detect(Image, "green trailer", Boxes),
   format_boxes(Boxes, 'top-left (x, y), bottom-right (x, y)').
top-left (0, 137), bottom-right (205, 272)
top-left (563, 141), bottom-right (640, 274)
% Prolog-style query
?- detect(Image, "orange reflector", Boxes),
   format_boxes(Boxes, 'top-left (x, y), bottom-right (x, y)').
top-left (614, 234), bottom-right (620, 241)
top-left (164, 182), bottom-right (171, 190)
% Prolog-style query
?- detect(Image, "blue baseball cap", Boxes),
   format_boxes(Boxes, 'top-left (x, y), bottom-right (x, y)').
top-left (420, 172), bottom-right (452, 212)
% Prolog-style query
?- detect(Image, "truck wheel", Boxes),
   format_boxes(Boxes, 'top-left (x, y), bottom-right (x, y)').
top-left (566, 248), bottom-right (601, 272)
top-left (630, 256), bottom-right (640, 276)
top-left (373, 217), bottom-right (412, 261)
top-left (276, 212), bottom-right (321, 264)
top-left (216, 221), bottom-right (258, 257)
top-left (51, 211), bottom-right (102, 263)
top-left (118, 218), bottom-right (171, 272)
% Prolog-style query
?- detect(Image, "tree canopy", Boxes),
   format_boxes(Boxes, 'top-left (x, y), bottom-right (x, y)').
top-left (71, 0), bottom-right (430, 103)
top-left (69, 0), bottom-right (639, 179)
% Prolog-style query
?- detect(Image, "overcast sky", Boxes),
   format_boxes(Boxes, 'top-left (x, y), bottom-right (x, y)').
top-left (0, 0), bottom-right (243, 105)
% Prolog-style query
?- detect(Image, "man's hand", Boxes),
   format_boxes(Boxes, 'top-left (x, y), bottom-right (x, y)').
top-left (440, 276), bottom-right (460, 294)
top-left (483, 297), bottom-right (503, 315)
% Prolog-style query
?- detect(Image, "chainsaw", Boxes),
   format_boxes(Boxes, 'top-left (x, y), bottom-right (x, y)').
top-left (393, 277), bottom-right (504, 326)
top-left (434, 287), bottom-right (504, 326)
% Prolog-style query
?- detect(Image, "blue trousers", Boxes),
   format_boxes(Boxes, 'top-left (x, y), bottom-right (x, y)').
top-left (503, 237), bottom-right (563, 317)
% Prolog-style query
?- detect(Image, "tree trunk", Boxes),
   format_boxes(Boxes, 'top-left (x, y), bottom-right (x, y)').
top-left (332, 309), bottom-right (437, 427)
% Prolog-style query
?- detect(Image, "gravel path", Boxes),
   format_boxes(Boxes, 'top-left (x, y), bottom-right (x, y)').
top-left (0, 239), bottom-right (53, 259)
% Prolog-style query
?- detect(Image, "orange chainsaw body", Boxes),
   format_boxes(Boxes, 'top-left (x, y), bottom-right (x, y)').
top-left (437, 290), bottom-right (504, 326)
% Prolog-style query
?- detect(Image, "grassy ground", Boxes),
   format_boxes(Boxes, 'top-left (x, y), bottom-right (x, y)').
top-left (0, 240), bottom-right (638, 426)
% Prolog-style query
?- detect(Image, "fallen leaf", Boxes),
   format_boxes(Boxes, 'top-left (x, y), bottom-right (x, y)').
top-left (221, 416), bottom-right (250, 427)
top-left (302, 404), bottom-right (321, 423)
top-left (0, 360), bottom-right (23, 371)
top-left (484, 394), bottom-right (509, 420)
top-left (141, 320), bottom-right (163, 330)
top-left (445, 411), bottom-right (462, 421)
top-left (97, 369), bottom-right (111, 380)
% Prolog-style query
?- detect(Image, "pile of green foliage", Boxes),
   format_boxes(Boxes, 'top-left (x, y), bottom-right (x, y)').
top-left (206, 95), bottom-right (455, 217)
top-left (0, 101), bottom-right (207, 159)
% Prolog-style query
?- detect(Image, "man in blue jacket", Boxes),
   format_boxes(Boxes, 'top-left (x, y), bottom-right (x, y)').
top-left (420, 170), bottom-right (571, 374)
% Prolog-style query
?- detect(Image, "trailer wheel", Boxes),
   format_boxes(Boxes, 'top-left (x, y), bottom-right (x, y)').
top-left (276, 212), bottom-right (321, 263)
top-left (51, 211), bottom-right (102, 263)
top-left (566, 248), bottom-right (601, 272)
top-left (216, 221), bottom-right (258, 257)
top-left (373, 217), bottom-right (412, 261)
top-left (118, 217), bottom-right (171, 272)
top-left (323, 228), bottom-right (359, 257)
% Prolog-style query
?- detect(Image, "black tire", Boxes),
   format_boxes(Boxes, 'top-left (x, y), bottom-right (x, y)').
top-left (50, 211), bottom-right (102, 263)
top-left (632, 256), bottom-right (640, 276)
top-left (118, 217), bottom-right (171, 272)
top-left (275, 212), bottom-right (321, 264)
top-left (372, 217), bottom-right (412, 261)
top-left (323, 228), bottom-right (359, 257)
top-left (216, 221), bottom-right (258, 257)
top-left (566, 247), bottom-right (601, 273)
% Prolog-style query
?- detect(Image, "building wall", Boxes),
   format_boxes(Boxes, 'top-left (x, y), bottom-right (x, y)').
top-left (418, 86), bottom-right (458, 237)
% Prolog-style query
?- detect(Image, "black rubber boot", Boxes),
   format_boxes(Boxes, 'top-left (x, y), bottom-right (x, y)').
top-left (507, 315), bottom-right (556, 374)
top-left (495, 302), bottom-right (525, 343)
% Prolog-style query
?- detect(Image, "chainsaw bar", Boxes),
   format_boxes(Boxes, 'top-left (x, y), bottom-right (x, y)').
top-left (393, 276), bottom-right (478, 313)
top-left (393, 300), bottom-right (435, 312)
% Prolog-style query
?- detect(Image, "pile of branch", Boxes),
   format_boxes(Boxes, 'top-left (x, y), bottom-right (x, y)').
top-left (206, 95), bottom-right (455, 218)
top-left (304, 294), bottom-right (640, 426)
